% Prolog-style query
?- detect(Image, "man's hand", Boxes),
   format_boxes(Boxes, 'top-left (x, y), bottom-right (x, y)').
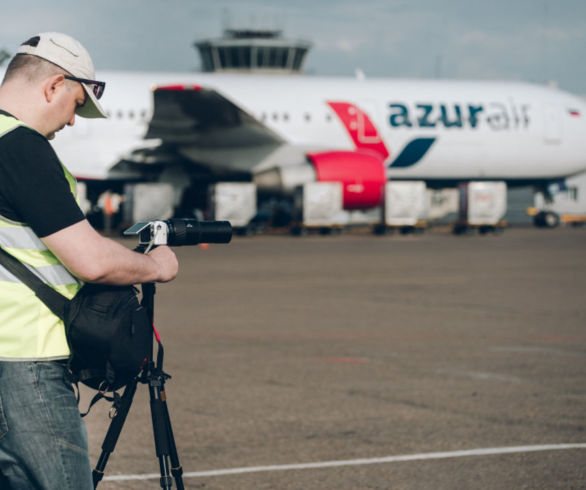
top-left (147, 246), bottom-right (178, 283)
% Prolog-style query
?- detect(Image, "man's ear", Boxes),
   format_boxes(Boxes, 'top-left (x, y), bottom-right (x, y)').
top-left (43, 74), bottom-right (65, 103)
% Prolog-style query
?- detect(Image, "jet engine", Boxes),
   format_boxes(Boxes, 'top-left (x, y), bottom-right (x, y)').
top-left (254, 150), bottom-right (386, 210)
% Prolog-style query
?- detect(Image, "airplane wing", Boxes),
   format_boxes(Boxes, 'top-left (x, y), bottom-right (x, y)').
top-left (145, 85), bottom-right (284, 149)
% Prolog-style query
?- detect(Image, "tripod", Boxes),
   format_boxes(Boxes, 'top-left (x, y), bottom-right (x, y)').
top-left (92, 282), bottom-right (184, 490)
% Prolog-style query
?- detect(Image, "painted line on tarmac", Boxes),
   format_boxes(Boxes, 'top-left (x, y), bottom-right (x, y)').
top-left (104, 443), bottom-right (586, 481)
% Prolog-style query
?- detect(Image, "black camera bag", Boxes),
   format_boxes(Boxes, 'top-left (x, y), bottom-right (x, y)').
top-left (63, 283), bottom-right (152, 391)
top-left (0, 247), bottom-right (152, 393)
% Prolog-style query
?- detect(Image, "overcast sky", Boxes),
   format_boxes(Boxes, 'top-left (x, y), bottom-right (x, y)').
top-left (1, 0), bottom-right (585, 93)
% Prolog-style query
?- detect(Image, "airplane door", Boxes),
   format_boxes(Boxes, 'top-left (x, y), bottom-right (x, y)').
top-left (543, 105), bottom-right (562, 144)
top-left (357, 100), bottom-right (382, 144)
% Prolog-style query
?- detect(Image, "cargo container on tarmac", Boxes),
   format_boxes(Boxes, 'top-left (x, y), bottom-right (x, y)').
top-left (374, 181), bottom-right (428, 235)
top-left (290, 182), bottom-right (346, 235)
top-left (209, 182), bottom-right (258, 235)
top-left (453, 182), bottom-right (508, 234)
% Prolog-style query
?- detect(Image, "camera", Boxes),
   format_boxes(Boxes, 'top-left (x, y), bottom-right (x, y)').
top-left (124, 218), bottom-right (232, 246)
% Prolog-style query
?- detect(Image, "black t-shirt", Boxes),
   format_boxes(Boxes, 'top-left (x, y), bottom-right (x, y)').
top-left (0, 111), bottom-right (85, 238)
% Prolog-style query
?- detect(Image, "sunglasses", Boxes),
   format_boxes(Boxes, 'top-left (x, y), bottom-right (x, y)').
top-left (64, 75), bottom-right (106, 100)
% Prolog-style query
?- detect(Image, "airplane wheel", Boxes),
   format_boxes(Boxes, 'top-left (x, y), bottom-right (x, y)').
top-left (543, 211), bottom-right (560, 228)
top-left (534, 211), bottom-right (559, 228)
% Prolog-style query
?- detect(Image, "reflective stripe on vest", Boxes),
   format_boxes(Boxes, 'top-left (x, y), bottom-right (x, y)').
top-left (0, 115), bottom-right (82, 360)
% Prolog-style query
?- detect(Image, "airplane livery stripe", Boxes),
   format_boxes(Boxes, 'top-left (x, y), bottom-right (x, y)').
top-left (389, 138), bottom-right (436, 168)
top-left (327, 102), bottom-right (390, 160)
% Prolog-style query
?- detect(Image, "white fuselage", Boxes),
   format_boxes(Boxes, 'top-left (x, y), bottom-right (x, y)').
top-left (26, 70), bottom-right (586, 184)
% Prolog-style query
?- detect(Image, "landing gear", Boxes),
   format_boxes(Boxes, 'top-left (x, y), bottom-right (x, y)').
top-left (533, 211), bottom-right (560, 228)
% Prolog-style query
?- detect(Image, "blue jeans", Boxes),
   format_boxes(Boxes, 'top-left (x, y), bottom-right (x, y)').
top-left (0, 361), bottom-right (93, 490)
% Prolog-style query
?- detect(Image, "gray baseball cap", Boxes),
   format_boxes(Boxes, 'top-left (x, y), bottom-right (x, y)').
top-left (17, 32), bottom-right (107, 119)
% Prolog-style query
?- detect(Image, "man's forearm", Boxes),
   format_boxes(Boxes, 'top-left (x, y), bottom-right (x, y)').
top-left (42, 220), bottom-right (178, 285)
top-left (75, 237), bottom-right (163, 284)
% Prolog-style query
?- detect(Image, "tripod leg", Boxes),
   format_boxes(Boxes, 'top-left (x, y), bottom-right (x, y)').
top-left (161, 385), bottom-right (184, 489)
top-left (140, 282), bottom-right (184, 489)
top-left (93, 380), bottom-right (138, 488)
top-left (149, 373), bottom-right (184, 490)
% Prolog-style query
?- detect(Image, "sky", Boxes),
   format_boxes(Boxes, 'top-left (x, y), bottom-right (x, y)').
top-left (1, 0), bottom-right (585, 93)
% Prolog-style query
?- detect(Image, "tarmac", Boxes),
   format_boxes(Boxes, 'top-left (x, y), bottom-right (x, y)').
top-left (84, 226), bottom-right (586, 489)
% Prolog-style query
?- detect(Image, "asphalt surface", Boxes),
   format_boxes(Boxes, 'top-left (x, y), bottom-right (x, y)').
top-left (85, 227), bottom-right (586, 489)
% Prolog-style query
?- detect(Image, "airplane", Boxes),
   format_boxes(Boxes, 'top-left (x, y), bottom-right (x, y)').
top-left (7, 68), bottom-right (586, 223)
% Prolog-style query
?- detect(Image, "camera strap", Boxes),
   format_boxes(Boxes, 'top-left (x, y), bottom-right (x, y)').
top-left (0, 246), bottom-right (68, 320)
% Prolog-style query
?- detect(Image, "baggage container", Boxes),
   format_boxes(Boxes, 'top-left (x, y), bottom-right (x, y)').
top-left (209, 182), bottom-right (257, 231)
top-left (374, 181), bottom-right (428, 234)
top-left (453, 181), bottom-right (507, 234)
top-left (384, 181), bottom-right (428, 226)
top-left (124, 183), bottom-right (175, 223)
top-left (291, 182), bottom-right (345, 234)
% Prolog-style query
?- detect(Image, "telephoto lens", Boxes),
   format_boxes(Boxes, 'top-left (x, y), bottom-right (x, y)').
top-left (165, 219), bottom-right (232, 246)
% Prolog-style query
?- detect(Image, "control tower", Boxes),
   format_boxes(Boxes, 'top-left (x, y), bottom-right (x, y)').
top-left (194, 28), bottom-right (311, 74)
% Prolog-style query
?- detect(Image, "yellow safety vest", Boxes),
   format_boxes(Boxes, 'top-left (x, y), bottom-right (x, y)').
top-left (0, 115), bottom-right (82, 360)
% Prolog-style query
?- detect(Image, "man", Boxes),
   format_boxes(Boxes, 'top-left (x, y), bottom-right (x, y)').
top-left (0, 33), bottom-right (178, 489)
